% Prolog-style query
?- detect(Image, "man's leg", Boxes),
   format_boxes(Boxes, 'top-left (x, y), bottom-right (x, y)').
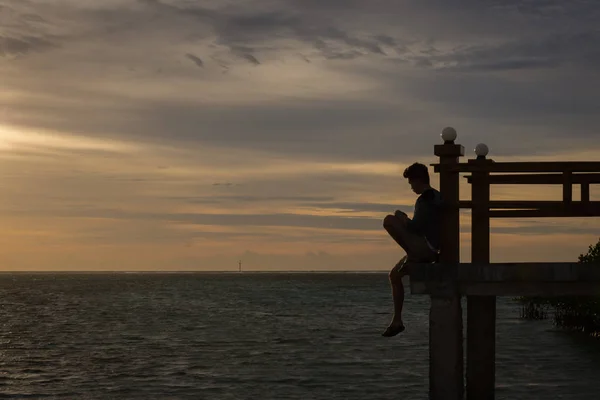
top-left (383, 214), bottom-right (437, 262)
top-left (382, 255), bottom-right (409, 337)
top-left (382, 214), bottom-right (437, 337)
top-left (383, 214), bottom-right (410, 250)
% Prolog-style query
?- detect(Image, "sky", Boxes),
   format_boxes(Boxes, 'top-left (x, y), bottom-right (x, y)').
top-left (1, 0), bottom-right (599, 271)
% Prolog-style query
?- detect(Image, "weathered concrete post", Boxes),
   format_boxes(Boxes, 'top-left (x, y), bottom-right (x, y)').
top-left (431, 127), bottom-right (465, 400)
top-left (467, 144), bottom-right (495, 399)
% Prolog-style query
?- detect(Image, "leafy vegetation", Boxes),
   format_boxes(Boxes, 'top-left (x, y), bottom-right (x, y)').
top-left (517, 238), bottom-right (600, 336)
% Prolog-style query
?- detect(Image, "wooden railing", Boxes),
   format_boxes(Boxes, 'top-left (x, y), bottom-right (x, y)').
top-left (413, 128), bottom-right (599, 400)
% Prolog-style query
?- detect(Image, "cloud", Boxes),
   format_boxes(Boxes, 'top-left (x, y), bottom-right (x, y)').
top-left (0, 35), bottom-right (55, 57)
top-left (4, 1), bottom-right (599, 164)
top-left (231, 46), bottom-right (261, 65)
top-left (179, 195), bottom-right (336, 204)
top-left (185, 53), bottom-right (204, 68)
top-left (2, 0), bottom-right (600, 270)
top-left (13, 206), bottom-right (384, 231)
top-left (302, 201), bottom-right (410, 214)
top-left (108, 0), bottom-right (402, 64)
top-left (422, 30), bottom-right (600, 72)
top-left (4, 0), bottom-right (599, 70)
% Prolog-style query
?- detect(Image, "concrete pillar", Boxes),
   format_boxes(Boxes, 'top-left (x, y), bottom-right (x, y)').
top-left (467, 144), bottom-right (495, 400)
top-left (431, 127), bottom-right (465, 400)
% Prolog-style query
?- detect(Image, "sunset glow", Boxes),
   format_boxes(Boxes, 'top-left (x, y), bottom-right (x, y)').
top-left (1, 0), bottom-right (599, 271)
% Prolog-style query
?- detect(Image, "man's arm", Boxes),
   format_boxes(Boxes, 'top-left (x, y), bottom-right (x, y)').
top-left (394, 209), bottom-right (407, 218)
top-left (394, 210), bottom-right (409, 225)
top-left (405, 192), bottom-right (438, 235)
top-left (405, 202), bottom-right (429, 235)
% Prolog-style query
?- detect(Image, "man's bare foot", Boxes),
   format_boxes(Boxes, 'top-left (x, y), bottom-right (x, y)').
top-left (382, 321), bottom-right (405, 337)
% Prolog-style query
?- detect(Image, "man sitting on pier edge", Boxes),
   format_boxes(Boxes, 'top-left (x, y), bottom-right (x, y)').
top-left (382, 162), bottom-right (442, 337)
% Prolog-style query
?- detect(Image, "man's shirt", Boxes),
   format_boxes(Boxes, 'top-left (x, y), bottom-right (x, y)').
top-left (405, 188), bottom-right (443, 251)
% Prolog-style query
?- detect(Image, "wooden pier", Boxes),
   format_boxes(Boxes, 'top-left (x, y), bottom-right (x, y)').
top-left (410, 128), bottom-right (600, 400)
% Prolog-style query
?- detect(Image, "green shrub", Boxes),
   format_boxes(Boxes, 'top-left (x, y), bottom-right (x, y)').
top-left (518, 238), bottom-right (600, 336)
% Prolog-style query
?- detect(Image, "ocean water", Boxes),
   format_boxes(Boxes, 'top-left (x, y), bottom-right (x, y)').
top-left (0, 273), bottom-right (599, 399)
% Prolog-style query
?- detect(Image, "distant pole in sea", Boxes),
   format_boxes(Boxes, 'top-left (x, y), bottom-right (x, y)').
top-left (238, 260), bottom-right (242, 273)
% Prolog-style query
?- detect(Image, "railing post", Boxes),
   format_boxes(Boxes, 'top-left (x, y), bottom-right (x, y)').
top-left (582, 183), bottom-right (590, 202)
top-left (431, 127), bottom-right (465, 400)
top-left (563, 171), bottom-right (573, 203)
top-left (467, 144), bottom-right (495, 399)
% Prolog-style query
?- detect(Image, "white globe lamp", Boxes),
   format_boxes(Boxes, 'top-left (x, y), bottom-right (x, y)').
top-left (475, 143), bottom-right (489, 159)
top-left (441, 127), bottom-right (457, 143)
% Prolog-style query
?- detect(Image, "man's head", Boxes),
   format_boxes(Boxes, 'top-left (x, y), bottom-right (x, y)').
top-left (403, 162), bottom-right (431, 194)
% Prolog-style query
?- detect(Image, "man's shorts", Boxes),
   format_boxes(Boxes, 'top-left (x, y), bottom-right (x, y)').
top-left (384, 216), bottom-right (438, 262)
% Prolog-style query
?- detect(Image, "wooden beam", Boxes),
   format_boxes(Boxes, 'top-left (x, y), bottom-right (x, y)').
top-left (433, 161), bottom-right (600, 174)
top-left (489, 207), bottom-right (600, 218)
top-left (465, 173), bottom-right (600, 185)
top-left (458, 200), bottom-right (600, 209)
top-left (455, 201), bottom-right (600, 217)
top-left (467, 164), bottom-right (495, 399)
top-left (410, 262), bottom-right (600, 282)
top-left (411, 281), bottom-right (600, 296)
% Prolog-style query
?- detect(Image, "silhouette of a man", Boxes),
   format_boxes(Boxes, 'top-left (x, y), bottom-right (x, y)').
top-left (382, 162), bottom-right (442, 337)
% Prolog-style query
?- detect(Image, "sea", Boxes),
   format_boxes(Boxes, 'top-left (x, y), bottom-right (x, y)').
top-left (1, 272), bottom-right (599, 399)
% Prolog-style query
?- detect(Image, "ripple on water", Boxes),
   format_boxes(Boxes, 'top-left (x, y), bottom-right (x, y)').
top-left (0, 273), bottom-right (598, 399)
